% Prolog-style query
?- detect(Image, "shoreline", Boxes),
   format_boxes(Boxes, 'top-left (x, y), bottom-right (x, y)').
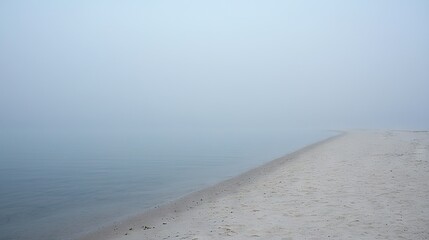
top-left (79, 132), bottom-right (344, 240)
top-left (80, 130), bottom-right (429, 239)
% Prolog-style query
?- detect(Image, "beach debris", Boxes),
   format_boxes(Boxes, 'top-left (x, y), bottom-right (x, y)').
top-left (142, 225), bottom-right (152, 230)
top-left (163, 222), bottom-right (167, 225)
top-left (129, 227), bottom-right (133, 230)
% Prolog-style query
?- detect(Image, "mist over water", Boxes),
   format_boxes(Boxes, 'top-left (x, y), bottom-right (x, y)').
top-left (0, 0), bottom-right (428, 239)
top-left (1, 0), bottom-right (429, 133)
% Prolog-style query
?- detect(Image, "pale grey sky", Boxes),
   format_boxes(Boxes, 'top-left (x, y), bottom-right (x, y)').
top-left (1, 0), bottom-right (428, 132)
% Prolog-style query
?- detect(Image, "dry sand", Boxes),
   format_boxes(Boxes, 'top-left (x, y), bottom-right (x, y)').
top-left (80, 131), bottom-right (429, 240)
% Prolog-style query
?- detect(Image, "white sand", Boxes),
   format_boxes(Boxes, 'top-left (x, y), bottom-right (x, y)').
top-left (81, 131), bottom-right (429, 240)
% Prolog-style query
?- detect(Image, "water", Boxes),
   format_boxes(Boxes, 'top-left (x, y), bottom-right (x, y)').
top-left (0, 128), bottom-right (335, 240)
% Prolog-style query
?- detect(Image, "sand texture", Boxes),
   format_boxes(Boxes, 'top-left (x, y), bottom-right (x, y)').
top-left (81, 131), bottom-right (429, 240)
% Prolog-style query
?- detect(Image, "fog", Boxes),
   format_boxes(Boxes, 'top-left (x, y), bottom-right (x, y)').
top-left (1, 0), bottom-right (428, 134)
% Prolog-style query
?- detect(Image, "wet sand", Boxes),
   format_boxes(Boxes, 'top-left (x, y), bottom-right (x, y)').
top-left (80, 130), bottom-right (429, 240)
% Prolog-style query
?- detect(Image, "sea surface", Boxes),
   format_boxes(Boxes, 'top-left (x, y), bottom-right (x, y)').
top-left (0, 128), bottom-right (336, 240)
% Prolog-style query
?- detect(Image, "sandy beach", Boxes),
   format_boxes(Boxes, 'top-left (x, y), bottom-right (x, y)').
top-left (81, 130), bottom-right (429, 240)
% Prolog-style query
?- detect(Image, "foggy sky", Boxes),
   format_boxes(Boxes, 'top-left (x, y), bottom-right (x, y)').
top-left (1, 0), bottom-right (428, 133)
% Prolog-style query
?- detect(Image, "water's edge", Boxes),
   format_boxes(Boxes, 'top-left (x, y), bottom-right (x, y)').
top-left (79, 131), bottom-right (345, 240)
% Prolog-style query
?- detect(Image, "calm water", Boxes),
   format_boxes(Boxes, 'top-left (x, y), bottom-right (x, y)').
top-left (0, 128), bottom-right (335, 240)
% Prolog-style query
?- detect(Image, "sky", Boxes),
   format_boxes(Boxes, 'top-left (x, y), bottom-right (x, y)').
top-left (1, 0), bottom-right (429, 133)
